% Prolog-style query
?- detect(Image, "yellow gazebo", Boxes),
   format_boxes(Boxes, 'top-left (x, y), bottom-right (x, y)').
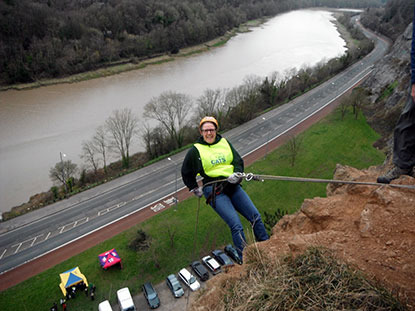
top-left (59, 267), bottom-right (88, 296)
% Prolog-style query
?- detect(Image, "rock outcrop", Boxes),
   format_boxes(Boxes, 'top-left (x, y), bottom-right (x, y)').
top-left (190, 165), bottom-right (415, 310)
top-left (269, 164), bottom-right (415, 307)
top-left (362, 22), bottom-right (412, 152)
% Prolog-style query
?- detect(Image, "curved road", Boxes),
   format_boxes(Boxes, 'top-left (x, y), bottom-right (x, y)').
top-left (0, 16), bottom-right (389, 288)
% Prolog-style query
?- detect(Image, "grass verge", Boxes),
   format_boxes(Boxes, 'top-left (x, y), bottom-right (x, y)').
top-left (0, 107), bottom-right (385, 310)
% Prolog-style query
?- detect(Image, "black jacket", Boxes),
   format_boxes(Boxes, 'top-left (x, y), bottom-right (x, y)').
top-left (181, 134), bottom-right (244, 190)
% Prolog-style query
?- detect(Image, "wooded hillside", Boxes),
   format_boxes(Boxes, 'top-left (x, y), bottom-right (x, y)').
top-left (361, 0), bottom-right (414, 41)
top-left (0, 0), bottom-right (383, 86)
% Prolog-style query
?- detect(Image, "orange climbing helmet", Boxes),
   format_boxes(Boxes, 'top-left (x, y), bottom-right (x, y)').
top-left (199, 116), bottom-right (219, 130)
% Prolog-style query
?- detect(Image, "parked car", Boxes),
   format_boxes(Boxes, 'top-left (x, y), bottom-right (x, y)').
top-left (212, 249), bottom-right (234, 267)
top-left (224, 244), bottom-right (243, 265)
top-left (178, 268), bottom-right (200, 291)
top-left (202, 255), bottom-right (222, 275)
top-left (191, 260), bottom-right (209, 281)
top-left (142, 282), bottom-right (160, 309)
top-left (98, 300), bottom-right (113, 311)
top-left (166, 274), bottom-right (184, 298)
top-left (116, 287), bottom-right (136, 311)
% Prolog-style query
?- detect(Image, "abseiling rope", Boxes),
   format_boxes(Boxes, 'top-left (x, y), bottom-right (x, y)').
top-left (250, 173), bottom-right (415, 190)
top-left (201, 172), bottom-right (415, 190)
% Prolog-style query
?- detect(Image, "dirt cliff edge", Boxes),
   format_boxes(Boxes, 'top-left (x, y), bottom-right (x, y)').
top-left (191, 164), bottom-right (415, 310)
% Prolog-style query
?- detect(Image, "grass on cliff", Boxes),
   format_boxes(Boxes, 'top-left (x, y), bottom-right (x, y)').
top-left (0, 108), bottom-right (387, 311)
top-left (210, 247), bottom-right (405, 311)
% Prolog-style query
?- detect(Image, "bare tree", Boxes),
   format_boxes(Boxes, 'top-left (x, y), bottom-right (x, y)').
top-left (285, 135), bottom-right (302, 167)
top-left (242, 74), bottom-right (261, 96)
top-left (49, 160), bottom-right (78, 193)
top-left (80, 140), bottom-right (99, 174)
top-left (92, 125), bottom-right (108, 174)
top-left (350, 87), bottom-right (369, 119)
top-left (228, 75), bottom-right (261, 124)
top-left (141, 121), bottom-right (153, 158)
top-left (196, 88), bottom-right (222, 116)
top-left (144, 91), bottom-right (192, 148)
top-left (196, 88), bottom-right (232, 129)
top-left (339, 97), bottom-right (350, 120)
top-left (162, 219), bottom-right (182, 249)
top-left (224, 85), bottom-right (245, 109)
top-left (105, 108), bottom-right (139, 169)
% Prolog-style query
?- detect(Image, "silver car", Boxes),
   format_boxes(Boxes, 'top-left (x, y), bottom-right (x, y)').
top-left (178, 268), bottom-right (200, 291)
top-left (202, 255), bottom-right (222, 275)
top-left (166, 274), bottom-right (184, 298)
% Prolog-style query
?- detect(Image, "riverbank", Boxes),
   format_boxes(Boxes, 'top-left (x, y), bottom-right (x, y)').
top-left (0, 9), bottom-right (358, 92)
top-left (0, 18), bottom-right (267, 92)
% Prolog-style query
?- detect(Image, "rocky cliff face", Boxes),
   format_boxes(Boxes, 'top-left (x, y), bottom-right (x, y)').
top-left (269, 165), bottom-right (415, 307)
top-left (190, 165), bottom-right (415, 310)
top-left (362, 22), bottom-right (412, 154)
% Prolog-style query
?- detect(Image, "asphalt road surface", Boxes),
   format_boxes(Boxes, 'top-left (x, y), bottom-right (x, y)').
top-left (0, 15), bottom-right (389, 294)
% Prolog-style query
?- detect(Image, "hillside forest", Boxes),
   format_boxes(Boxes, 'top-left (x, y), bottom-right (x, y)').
top-left (360, 0), bottom-right (414, 41)
top-left (1, 0), bottom-right (384, 85)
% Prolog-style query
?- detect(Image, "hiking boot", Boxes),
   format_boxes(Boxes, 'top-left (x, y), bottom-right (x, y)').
top-left (377, 166), bottom-right (413, 184)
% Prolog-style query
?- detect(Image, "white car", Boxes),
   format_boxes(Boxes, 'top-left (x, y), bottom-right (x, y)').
top-left (116, 287), bottom-right (136, 311)
top-left (98, 300), bottom-right (113, 311)
top-left (178, 268), bottom-right (200, 291)
top-left (202, 255), bottom-right (222, 275)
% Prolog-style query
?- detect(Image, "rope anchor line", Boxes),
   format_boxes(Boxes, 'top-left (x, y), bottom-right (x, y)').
top-left (235, 172), bottom-right (415, 190)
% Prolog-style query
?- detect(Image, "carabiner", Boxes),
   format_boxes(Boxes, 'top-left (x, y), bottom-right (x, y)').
top-left (245, 173), bottom-right (254, 181)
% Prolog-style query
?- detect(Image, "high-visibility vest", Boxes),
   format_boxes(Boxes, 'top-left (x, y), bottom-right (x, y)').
top-left (194, 138), bottom-right (234, 178)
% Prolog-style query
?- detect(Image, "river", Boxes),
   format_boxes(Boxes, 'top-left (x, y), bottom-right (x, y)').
top-left (0, 9), bottom-right (346, 213)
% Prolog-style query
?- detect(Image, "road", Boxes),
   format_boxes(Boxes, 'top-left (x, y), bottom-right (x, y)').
top-left (0, 15), bottom-right (389, 288)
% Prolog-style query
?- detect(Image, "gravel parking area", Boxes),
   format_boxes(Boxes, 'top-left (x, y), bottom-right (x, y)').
top-left (110, 271), bottom-right (208, 311)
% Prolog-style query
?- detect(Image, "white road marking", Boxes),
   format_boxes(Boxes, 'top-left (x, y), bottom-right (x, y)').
top-left (151, 203), bottom-right (165, 212)
top-left (0, 249), bottom-right (7, 260)
top-left (30, 234), bottom-right (44, 247)
top-left (164, 197), bottom-right (177, 205)
top-left (14, 243), bottom-right (22, 254)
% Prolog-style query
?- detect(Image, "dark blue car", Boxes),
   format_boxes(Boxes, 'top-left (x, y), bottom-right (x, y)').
top-left (224, 244), bottom-right (243, 265)
top-left (142, 282), bottom-right (160, 309)
top-left (212, 249), bottom-right (234, 267)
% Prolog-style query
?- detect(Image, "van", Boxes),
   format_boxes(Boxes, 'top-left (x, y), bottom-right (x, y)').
top-left (117, 287), bottom-right (136, 311)
top-left (98, 300), bottom-right (113, 311)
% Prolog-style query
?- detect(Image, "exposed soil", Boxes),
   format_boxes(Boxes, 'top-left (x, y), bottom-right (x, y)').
top-left (191, 165), bottom-right (415, 310)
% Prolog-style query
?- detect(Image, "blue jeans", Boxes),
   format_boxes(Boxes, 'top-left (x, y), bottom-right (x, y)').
top-left (203, 184), bottom-right (269, 259)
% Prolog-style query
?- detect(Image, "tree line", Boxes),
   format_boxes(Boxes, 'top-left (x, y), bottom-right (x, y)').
top-left (46, 11), bottom-right (373, 202)
top-left (1, 0), bottom-right (383, 85)
top-left (360, 0), bottom-right (414, 42)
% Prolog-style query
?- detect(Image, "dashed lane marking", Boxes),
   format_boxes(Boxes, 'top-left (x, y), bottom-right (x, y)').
top-left (98, 202), bottom-right (126, 216)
